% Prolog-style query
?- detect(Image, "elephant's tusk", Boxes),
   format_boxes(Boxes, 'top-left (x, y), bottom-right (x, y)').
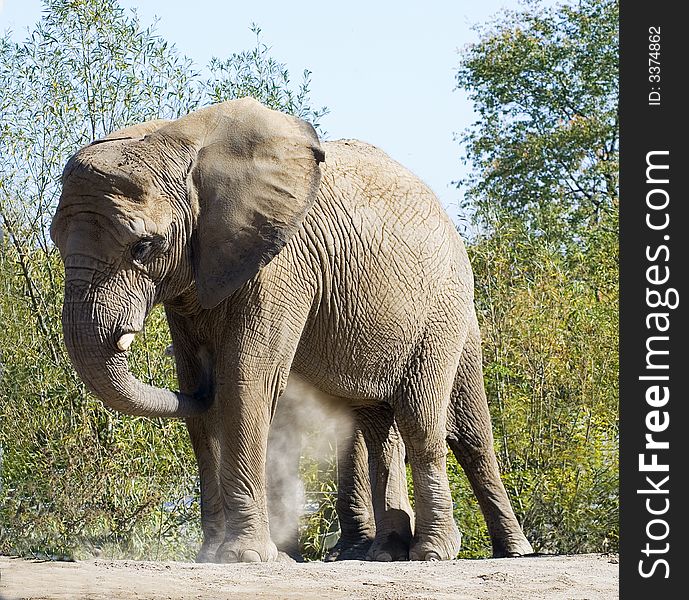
top-left (117, 332), bottom-right (136, 352)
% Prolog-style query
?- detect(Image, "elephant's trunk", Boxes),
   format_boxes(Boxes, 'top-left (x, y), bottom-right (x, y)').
top-left (62, 301), bottom-right (210, 418)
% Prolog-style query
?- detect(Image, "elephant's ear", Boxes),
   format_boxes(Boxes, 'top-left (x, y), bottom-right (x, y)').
top-left (160, 98), bottom-right (325, 309)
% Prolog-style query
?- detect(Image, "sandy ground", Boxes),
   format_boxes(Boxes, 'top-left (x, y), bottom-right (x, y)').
top-left (0, 553), bottom-right (618, 600)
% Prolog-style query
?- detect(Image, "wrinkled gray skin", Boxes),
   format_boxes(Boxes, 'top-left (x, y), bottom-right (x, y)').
top-left (51, 98), bottom-right (531, 563)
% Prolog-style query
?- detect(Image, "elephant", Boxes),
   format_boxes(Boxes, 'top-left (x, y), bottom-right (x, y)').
top-left (51, 97), bottom-right (531, 563)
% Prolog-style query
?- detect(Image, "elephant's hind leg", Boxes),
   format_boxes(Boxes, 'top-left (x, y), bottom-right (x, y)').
top-left (326, 424), bottom-right (376, 561)
top-left (357, 403), bottom-right (414, 562)
top-left (393, 338), bottom-right (462, 561)
top-left (446, 321), bottom-right (533, 557)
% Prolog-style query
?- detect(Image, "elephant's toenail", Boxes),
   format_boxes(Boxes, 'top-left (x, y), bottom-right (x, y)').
top-left (241, 550), bottom-right (262, 563)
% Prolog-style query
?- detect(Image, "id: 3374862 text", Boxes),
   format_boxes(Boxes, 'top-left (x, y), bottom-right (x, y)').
top-left (648, 26), bottom-right (661, 106)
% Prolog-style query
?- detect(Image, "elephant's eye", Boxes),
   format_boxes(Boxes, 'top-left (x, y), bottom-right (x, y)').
top-left (131, 236), bottom-right (163, 264)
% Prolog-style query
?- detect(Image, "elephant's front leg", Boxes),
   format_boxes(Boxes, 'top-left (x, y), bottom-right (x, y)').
top-left (186, 413), bottom-right (226, 562)
top-left (165, 310), bottom-right (225, 562)
top-left (214, 375), bottom-right (281, 563)
top-left (328, 405), bottom-right (414, 562)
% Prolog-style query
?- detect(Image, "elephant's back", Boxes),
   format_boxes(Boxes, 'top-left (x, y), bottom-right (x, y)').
top-left (313, 139), bottom-right (471, 288)
top-left (287, 140), bottom-right (473, 400)
top-left (319, 139), bottom-right (458, 237)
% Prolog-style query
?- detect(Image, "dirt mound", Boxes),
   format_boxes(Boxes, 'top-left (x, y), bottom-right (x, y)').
top-left (0, 553), bottom-right (618, 599)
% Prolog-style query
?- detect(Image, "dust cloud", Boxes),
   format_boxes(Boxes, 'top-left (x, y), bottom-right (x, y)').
top-left (267, 373), bottom-right (353, 556)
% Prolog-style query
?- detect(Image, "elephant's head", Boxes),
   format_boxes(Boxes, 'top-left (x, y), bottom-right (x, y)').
top-left (50, 98), bottom-right (324, 417)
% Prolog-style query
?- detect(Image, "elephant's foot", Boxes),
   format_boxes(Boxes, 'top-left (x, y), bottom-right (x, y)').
top-left (324, 535), bottom-right (373, 561)
top-left (367, 530), bottom-right (411, 562)
top-left (196, 546), bottom-right (219, 563)
top-left (366, 509), bottom-right (413, 561)
top-left (216, 536), bottom-right (279, 563)
top-left (409, 524), bottom-right (462, 561)
top-left (491, 534), bottom-right (534, 558)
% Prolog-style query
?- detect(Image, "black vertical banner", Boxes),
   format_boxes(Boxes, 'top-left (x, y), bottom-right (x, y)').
top-left (620, 1), bottom-right (687, 596)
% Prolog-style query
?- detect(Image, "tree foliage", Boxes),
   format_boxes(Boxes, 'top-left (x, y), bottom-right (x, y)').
top-left (206, 24), bottom-right (329, 132)
top-left (452, 0), bottom-right (618, 555)
top-left (456, 0), bottom-right (618, 244)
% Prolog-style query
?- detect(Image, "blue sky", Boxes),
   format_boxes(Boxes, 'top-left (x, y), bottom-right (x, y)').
top-left (1, 0), bottom-right (550, 223)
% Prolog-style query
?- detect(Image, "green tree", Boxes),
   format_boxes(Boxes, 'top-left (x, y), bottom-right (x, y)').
top-left (1, 0), bottom-right (326, 560)
top-left (206, 24), bottom-right (328, 132)
top-left (453, 0), bottom-right (618, 555)
top-left (457, 0), bottom-right (618, 246)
